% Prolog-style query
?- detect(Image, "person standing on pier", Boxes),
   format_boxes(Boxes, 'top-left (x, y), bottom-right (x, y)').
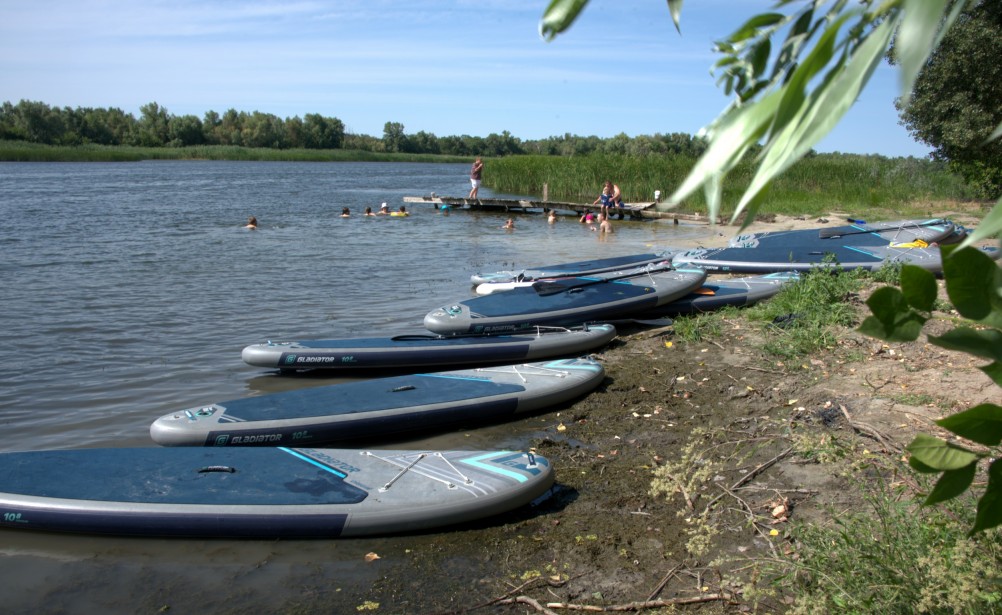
top-left (468, 157), bottom-right (484, 199)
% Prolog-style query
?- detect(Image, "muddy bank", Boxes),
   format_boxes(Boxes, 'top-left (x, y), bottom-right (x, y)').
top-left (341, 210), bottom-right (999, 614)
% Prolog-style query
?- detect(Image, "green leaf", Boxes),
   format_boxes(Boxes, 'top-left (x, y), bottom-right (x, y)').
top-left (971, 459), bottom-right (1002, 534)
top-left (667, 0), bottom-right (683, 34)
top-left (749, 39), bottom-right (772, 79)
top-left (539, 0), bottom-right (590, 41)
top-left (928, 328), bottom-right (1002, 363)
top-left (734, 15), bottom-right (897, 220)
top-left (896, 0), bottom-right (954, 104)
top-left (724, 13), bottom-right (786, 44)
top-left (942, 247), bottom-right (1002, 327)
top-left (960, 199), bottom-right (1002, 247)
top-left (899, 264), bottom-right (937, 312)
top-left (667, 89), bottom-right (783, 220)
top-left (925, 461), bottom-right (977, 505)
top-left (906, 433), bottom-right (982, 471)
top-left (980, 361), bottom-right (1002, 388)
top-left (858, 286), bottom-right (927, 341)
top-left (936, 403), bottom-right (1002, 447)
top-left (908, 455), bottom-right (939, 474)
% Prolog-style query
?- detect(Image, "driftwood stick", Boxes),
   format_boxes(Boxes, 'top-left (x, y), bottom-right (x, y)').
top-left (645, 562), bottom-right (684, 602)
top-left (495, 595), bottom-right (561, 614)
top-left (839, 405), bottom-right (902, 453)
top-left (544, 593), bottom-right (734, 611)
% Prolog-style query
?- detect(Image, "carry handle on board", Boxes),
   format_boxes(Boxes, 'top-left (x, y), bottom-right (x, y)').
top-left (817, 218), bottom-right (944, 239)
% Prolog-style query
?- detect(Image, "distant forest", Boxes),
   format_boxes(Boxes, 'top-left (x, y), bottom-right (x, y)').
top-left (0, 99), bottom-right (713, 159)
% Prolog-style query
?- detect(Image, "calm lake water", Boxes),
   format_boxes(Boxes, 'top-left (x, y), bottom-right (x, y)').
top-left (0, 161), bottom-right (714, 613)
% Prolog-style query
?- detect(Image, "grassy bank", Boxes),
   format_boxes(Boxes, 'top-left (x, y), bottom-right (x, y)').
top-left (0, 140), bottom-right (469, 163)
top-left (486, 153), bottom-right (978, 218)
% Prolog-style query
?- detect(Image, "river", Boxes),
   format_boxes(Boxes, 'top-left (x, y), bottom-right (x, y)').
top-left (0, 160), bottom-right (713, 613)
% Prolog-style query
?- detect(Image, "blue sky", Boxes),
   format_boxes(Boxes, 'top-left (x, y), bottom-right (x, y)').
top-left (0, 0), bottom-right (929, 157)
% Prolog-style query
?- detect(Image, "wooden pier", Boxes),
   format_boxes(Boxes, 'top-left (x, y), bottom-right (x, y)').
top-left (401, 196), bottom-right (720, 224)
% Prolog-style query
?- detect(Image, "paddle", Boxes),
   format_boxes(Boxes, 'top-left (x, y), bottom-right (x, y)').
top-left (817, 219), bottom-right (945, 239)
top-left (532, 262), bottom-right (671, 297)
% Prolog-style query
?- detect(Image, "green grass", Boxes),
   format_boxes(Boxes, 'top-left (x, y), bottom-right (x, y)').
top-left (772, 476), bottom-right (1002, 614)
top-left (744, 265), bottom-right (868, 359)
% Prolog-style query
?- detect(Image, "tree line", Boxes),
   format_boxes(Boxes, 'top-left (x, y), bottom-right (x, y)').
top-left (0, 99), bottom-right (709, 159)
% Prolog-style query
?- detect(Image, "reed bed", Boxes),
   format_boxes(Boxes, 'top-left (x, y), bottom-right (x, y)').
top-left (486, 153), bottom-right (976, 217)
top-left (0, 141), bottom-right (467, 164)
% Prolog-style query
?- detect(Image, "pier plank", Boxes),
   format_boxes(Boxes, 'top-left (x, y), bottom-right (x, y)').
top-left (402, 196), bottom-right (719, 223)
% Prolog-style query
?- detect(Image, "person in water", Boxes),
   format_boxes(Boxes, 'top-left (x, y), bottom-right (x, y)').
top-left (363, 206), bottom-right (375, 216)
top-left (598, 213), bottom-right (614, 234)
top-left (502, 218), bottom-right (515, 230)
top-left (244, 216), bottom-right (258, 230)
top-left (377, 203), bottom-right (390, 215)
top-left (340, 207), bottom-right (351, 218)
top-left (547, 210), bottom-right (557, 224)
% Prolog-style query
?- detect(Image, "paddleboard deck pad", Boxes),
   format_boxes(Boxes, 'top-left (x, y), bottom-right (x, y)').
top-left (428, 264), bottom-right (707, 335)
top-left (0, 447), bottom-right (553, 538)
top-left (151, 357), bottom-right (605, 446)
top-left (241, 324), bottom-right (616, 372)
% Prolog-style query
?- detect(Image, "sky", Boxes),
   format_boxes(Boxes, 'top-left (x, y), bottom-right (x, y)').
top-left (0, 0), bottom-right (930, 157)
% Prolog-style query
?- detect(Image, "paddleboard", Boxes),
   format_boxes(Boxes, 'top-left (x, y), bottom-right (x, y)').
top-left (475, 260), bottom-right (673, 295)
top-left (471, 250), bottom-right (678, 285)
top-left (636, 272), bottom-right (800, 317)
top-left (671, 243), bottom-right (1000, 274)
top-left (241, 324), bottom-right (617, 372)
top-left (151, 357), bottom-right (605, 447)
top-left (0, 447), bottom-right (553, 538)
top-left (426, 264), bottom-right (708, 335)
top-left (729, 218), bottom-right (957, 248)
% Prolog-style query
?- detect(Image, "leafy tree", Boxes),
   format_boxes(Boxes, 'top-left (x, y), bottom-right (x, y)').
top-left (540, 0), bottom-right (1002, 533)
top-left (303, 113), bottom-right (343, 149)
top-left (893, 1), bottom-right (1002, 198)
top-left (131, 102), bottom-right (170, 147)
top-left (168, 114), bottom-right (205, 147)
top-left (382, 121), bottom-right (407, 153)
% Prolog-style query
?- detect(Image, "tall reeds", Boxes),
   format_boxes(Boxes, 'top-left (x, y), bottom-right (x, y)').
top-left (485, 153), bottom-right (976, 217)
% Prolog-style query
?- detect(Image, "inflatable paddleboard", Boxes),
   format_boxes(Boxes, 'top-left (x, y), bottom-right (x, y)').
top-left (241, 324), bottom-right (616, 372)
top-left (471, 250), bottom-right (678, 285)
top-left (0, 447), bottom-right (553, 538)
top-left (428, 264), bottom-right (707, 335)
top-left (729, 218), bottom-right (958, 248)
top-left (151, 357), bottom-right (605, 447)
top-left (671, 243), bottom-right (1000, 274)
top-left (637, 272), bottom-right (799, 317)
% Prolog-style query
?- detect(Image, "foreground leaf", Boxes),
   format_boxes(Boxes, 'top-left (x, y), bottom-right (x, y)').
top-left (936, 403), bottom-right (1002, 447)
top-left (858, 286), bottom-right (926, 341)
top-left (972, 459), bottom-right (1002, 534)
top-left (906, 433), bottom-right (982, 471)
top-left (942, 246), bottom-right (1002, 327)
top-left (960, 199), bottom-right (1002, 247)
top-left (925, 461), bottom-right (977, 505)
top-left (899, 264), bottom-right (938, 312)
top-left (539, 0), bottom-right (589, 41)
